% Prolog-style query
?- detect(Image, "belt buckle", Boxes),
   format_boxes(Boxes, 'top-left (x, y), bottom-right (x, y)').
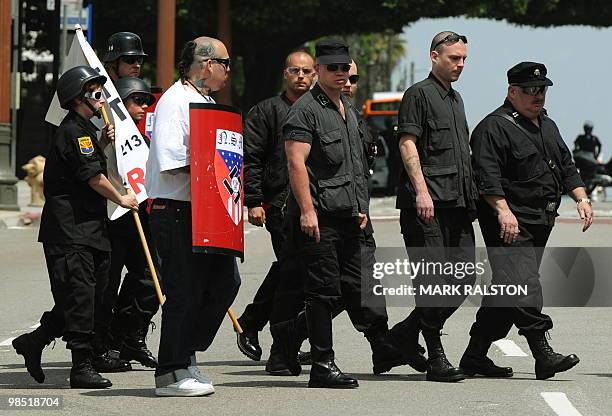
top-left (545, 201), bottom-right (556, 212)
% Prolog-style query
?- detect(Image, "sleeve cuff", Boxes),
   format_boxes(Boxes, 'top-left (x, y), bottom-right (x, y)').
top-left (76, 163), bottom-right (104, 183)
top-left (563, 175), bottom-right (585, 193)
top-left (396, 123), bottom-right (422, 139)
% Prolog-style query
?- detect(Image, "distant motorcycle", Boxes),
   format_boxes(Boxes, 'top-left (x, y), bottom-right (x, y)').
top-left (573, 150), bottom-right (612, 194)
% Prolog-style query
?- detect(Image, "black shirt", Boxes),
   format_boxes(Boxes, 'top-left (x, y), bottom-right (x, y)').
top-left (396, 72), bottom-right (477, 211)
top-left (574, 133), bottom-right (601, 158)
top-left (283, 83), bottom-right (369, 218)
top-left (38, 111), bottom-right (110, 252)
top-left (244, 92), bottom-right (293, 209)
top-left (471, 100), bottom-right (584, 225)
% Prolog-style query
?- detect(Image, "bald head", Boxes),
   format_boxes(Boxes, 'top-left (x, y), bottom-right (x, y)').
top-left (285, 51), bottom-right (313, 69)
top-left (430, 31), bottom-right (457, 52)
top-left (193, 36), bottom-right (226, 59)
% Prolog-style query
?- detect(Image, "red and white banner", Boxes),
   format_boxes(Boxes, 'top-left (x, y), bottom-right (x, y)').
top-left (45, 25), bottom-right (148, 220)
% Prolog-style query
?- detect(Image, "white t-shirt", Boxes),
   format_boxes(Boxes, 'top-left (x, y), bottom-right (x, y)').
top-left (145, 80), bottom-right (215, 201)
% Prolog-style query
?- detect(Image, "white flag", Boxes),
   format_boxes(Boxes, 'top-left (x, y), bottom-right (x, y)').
top-left (45, 26), bottom-right (149, 220)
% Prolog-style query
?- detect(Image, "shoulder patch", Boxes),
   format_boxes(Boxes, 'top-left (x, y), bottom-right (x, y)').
top-left (77, 136), bottom-right (95, 155)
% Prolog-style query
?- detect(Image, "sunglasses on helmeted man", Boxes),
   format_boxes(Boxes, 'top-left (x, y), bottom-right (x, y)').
top-left (83, 90), bottom-right (104, 101)
top-left (120, 56), bottom-right (144, 65)
top-left (130, 94), bottom-right (150, 106)
top-left (348, 74), bottom-right (359, 84)
top-left (433, 33), bottom-right (468, 50)
top-left (326, 63), bottom-right (351, 72)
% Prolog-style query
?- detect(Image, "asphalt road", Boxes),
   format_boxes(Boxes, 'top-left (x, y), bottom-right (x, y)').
top-left (0, 217), bottom-right (610, 416)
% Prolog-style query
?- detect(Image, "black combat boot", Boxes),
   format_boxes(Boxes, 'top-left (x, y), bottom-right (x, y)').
top-left (265, 342), bottom-right (292, 376)
top-left (92, 350), bottom-right (132, 373)
top-left (70, 350), bottom-right (112, 389)
top-left (120, 327), bottom-right (158, 368)
top-left (269, 319), bottom-right (301, 376)
top-left (297, 350), bottom-right (312, 365)
top-left (308, 358), bottom-right (359, 389)
top-left (369, 331), bottom-right (427, 375)
top-left (423, 330), bottom-right (465, 382)
top-left (524, 331), bottom-right (580, 380)
top-left (12, 326), bottom-right (54, 383)
top-left (460, 336), bottom-right (513, 377)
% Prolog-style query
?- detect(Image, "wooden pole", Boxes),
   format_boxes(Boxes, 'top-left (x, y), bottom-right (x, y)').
top-left (227, 308), bottom-right (242, 333)
top-left (100, 106), bottom-right (165, 305)
top-left (156, 0), bottom-right (176, 91)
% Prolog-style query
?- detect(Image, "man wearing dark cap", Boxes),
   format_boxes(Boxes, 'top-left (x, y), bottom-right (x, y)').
top-left (390, 31), bottom-right (478, 383)
top-left (276, 39), bottom-right (390, 388)
top-left (103, 32), bottom-right (147, 82)
top-left (466, 62), bottom-right (592, 380)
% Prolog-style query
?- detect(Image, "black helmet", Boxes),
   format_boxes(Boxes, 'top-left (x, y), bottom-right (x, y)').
top-left (584, 120), bottom-right (594, 130)
top-left (103, 32), bottom-right (147, 63)
top-left (114, 77), bottom-right (156, 105)
top-left (57, 66), bottom-right (107, 110)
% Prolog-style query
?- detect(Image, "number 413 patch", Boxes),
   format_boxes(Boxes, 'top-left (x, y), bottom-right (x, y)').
top-left (78, 136), bottom-right (95, 155)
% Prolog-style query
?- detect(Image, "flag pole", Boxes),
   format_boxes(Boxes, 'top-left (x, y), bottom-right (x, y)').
top-left (100, 106), bottom-right (166, 306)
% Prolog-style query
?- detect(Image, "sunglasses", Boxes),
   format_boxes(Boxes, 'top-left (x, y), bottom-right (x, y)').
top-left (520, 86), bottom-right (548, 96)
top-left (207, 57), bottom-right (231, 70)
top-left (120, 55), bottom-right (144, 65)
top-left (83, 90), bottom-right (104, 101)
top-left (326, 63), bottom-right (351, 72)
top-left (348, 74), bottom-right (359, 84)
top-left (130, 94), bottom-right (151, 106)
top-left (433, 33), bottom-right (468, 50)
top-left (286, 66), bottom-right (315, 76)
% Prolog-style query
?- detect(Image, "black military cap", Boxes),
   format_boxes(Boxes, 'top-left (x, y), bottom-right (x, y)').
top-left (315, 39), bottom-right (351, 65)
top-left (507, 62), bottom-right (553, 87)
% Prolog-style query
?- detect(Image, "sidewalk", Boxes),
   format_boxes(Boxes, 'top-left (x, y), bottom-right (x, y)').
top-left (368, 192), bottom-right (612, 219)
top-left (0, 180), bottom-right (43, 229)
top-left (2, 181), bottom-right (610, 229)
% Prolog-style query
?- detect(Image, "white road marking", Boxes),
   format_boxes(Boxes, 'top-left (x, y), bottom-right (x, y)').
top-left (0, 337), bottom-right (16, 346)
top-left (493, 339), bottom-right (529, 357)
top-left (540, 392), bottom-right (583, 416)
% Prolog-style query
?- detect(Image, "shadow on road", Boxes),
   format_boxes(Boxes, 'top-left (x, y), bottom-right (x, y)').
top-left (82, 388), bottom-right (156, 398)
top-left (583, 372), bottom-right (612, 378)
top-left (216, 380), bottom-right (307, 388)
top-left (0, 369), bottom-right (70, 389)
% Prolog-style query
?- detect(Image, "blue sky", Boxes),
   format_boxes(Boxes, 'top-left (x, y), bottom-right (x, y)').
top-left (393, 17), bottom-right (611, 161)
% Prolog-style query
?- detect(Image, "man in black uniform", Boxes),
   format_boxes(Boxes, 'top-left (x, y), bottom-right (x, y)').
top-left (12, 66), bottom-right (139, 388)
top-left (341, 60), bottom-right (427, 375)
top-left (278, 39), bottom-right (405, 389)
top-left (103, 32), bottom-right (147, 82)
top-left (97, 32), bottom-right (160, 370)
top-left (95, 77), bottom-right (159, 369)
top-left (236, 51), bottom-right (315, 366)
top-left (270, 57), bottom-right (427, 379)
top-left (466, 62), bottom-right (592, 380)
top-left (574, 121), bottom-right (601, 160)
top-left (389, 31), bottom-right (481, 383)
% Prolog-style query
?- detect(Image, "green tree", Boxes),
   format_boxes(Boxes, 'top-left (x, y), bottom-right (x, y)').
top-left (83, 0), bottom-right (612, 109)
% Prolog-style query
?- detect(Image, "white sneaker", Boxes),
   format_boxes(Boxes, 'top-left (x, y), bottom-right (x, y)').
top-left (155, 377), bottom-right (214, 397)
top-left (154, 369), bottom-right (214, 397)
top-left (189, 355), bottom-right (213, 384)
